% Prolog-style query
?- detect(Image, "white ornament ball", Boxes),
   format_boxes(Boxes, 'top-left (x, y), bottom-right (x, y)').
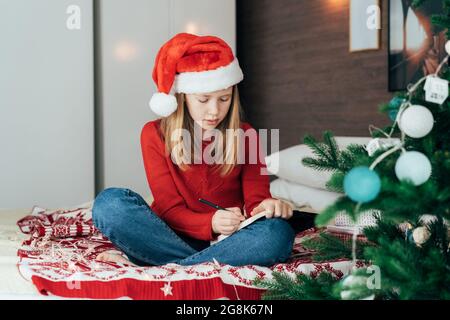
top-left (340, 275), bottom-right (374, 300)
top-left (398, 105), bottom-right (434, 138)
top-left (446, 40), bottom-right (450, 55)
top-left (342, 275), bottom-right (367, 287)
top-left (340, 290), bottom-right (374, 300)
top-left (395, 151), bottom-right (432, 186)
top-left (412, 227), bottom-right (431, 246)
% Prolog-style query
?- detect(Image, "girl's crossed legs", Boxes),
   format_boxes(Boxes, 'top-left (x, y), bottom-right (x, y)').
top-left (92, 187), bottom-right (314, 267)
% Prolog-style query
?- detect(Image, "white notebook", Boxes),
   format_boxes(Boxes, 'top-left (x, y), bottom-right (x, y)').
top-left (210, 210), bottom-right (269, 245)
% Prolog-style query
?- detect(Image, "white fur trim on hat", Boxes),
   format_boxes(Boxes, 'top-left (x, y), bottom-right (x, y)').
top-left (173, 58), bottom-right (244, 94)
top-left (149, 92), bottom-right (178, 117)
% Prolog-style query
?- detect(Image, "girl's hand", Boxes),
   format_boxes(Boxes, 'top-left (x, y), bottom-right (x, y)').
top-left (250, 198), bottom-right (294, 219)
top-left (212, 207), bottom-right (245, 235)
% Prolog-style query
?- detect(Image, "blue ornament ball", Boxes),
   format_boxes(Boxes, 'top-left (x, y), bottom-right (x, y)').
top-left (388, 109), bottom-right (399, 121)
top-left (405, 228), bottom-right (414, 243)
top-left (388, 96), bottom-right (406, 121)
top-left (395, 151), bottom-right (432, 186)
top-left (344, 166), bottom-right (381, 203)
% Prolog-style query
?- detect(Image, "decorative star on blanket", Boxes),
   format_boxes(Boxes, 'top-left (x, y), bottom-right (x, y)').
top-left (161, 282), bottom-right (173, 296)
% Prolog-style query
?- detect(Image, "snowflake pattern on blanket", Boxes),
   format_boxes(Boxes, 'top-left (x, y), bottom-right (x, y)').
top-left (16, 203), bottom-right (363, 300)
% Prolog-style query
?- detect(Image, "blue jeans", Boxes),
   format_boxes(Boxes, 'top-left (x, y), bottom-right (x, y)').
top-left (92, 187), bottom-right (314, 267)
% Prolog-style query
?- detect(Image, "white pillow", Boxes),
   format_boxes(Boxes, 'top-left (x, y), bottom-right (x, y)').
top-left (270, 178), bottom-right (378, 228)
top-left (265, 136), bottom-right (373, 190)
top-left (270, 178), bottom-right (341, 212)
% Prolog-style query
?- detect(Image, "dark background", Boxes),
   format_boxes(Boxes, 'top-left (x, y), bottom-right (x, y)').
top-left (236, 0), bottom-right (392, 150)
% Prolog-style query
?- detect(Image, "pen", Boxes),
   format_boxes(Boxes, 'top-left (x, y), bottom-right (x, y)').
top-left (198, 198), bottom-right (231, 211)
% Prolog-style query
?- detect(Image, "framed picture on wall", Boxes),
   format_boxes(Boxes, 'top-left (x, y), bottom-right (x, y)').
top-left (349, 0), bottom-right (381, 52)
top-left (388, 0), bottom-right (447, 92)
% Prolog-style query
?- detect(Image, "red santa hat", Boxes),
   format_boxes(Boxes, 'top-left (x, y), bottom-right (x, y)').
top-left (149, 33), bottom-right (244, 117)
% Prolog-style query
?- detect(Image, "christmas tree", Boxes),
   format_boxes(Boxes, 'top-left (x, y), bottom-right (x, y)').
top-left (254, 0), bottom-right (450, 300)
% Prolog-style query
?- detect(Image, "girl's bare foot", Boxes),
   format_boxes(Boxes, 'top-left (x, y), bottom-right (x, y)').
top-left (96, 250), bottom-right (137, 266)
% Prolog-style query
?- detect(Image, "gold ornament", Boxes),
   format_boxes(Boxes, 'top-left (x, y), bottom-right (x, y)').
top-left (412, 227), bottom-right (431, 246)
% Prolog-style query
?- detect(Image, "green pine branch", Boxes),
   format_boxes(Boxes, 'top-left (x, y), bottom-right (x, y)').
top-left (301, 232), bottom-right (370, 262)
top-left (253, 272), bottom-right (341, 300)
top-left (302, 132), bottom-right (344, 172)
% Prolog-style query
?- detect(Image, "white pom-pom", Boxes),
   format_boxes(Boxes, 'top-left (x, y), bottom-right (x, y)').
top-left (149, 92), bottom-right (178, 117)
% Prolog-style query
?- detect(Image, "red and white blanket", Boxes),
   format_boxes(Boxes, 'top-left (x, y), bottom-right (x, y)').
top-left (16, 205), bottom-right (364, 300)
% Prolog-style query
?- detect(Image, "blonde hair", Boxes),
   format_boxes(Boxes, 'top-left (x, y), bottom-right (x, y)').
top-left (159, 85), bottom-right (242, 177)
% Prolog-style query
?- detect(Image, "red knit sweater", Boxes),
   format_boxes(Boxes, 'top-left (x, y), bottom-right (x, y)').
top-left (140, 119), bottom-right (273, 241)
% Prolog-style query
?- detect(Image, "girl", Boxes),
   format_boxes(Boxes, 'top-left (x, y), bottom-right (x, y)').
top-left (92, 33), bottom-right (314, 267)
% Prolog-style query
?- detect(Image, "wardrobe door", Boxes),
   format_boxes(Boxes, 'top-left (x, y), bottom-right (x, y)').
top-left (0, 0), bottom-right (95, 208)
top-left (97, 0), bottom-right (169, 195)
top-left (98, 0), bottom-right (236, 198)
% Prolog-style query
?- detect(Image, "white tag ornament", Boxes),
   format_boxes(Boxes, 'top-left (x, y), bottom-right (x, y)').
top-left (365, 138), bottom-right (402, 157)
top-left (366, 139), bottom-right (383, 157)
top-left (424, 76), bottom-right (449, 105)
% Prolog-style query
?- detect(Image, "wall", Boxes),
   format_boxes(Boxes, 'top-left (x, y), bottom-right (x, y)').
top-left (0, 0), bottom-right (95, 208)
top-left (0, 0), bottom-right (236, 208)
top-left (236, 0), bottom-right (392, 151)
top-left (96, 0), bottom-right (169, 198)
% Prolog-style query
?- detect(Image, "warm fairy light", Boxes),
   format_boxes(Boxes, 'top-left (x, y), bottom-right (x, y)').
top-left (114, 41), bottom-right (138, 62)
top-left (185, 22), bottom-right (199, 34)
top-left (327, 0), bottom-right (345, 7)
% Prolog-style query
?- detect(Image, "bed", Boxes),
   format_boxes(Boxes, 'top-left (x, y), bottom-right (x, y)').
top-left (0, 209), bottom-right (73, 299)
top-left (0, 202), bottom-right (361, 300)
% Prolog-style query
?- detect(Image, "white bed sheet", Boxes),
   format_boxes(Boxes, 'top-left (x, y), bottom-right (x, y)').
top-left (0, 210), bottom-right (35, 297)
top-left (0, 209), bottom-right (76, 299)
